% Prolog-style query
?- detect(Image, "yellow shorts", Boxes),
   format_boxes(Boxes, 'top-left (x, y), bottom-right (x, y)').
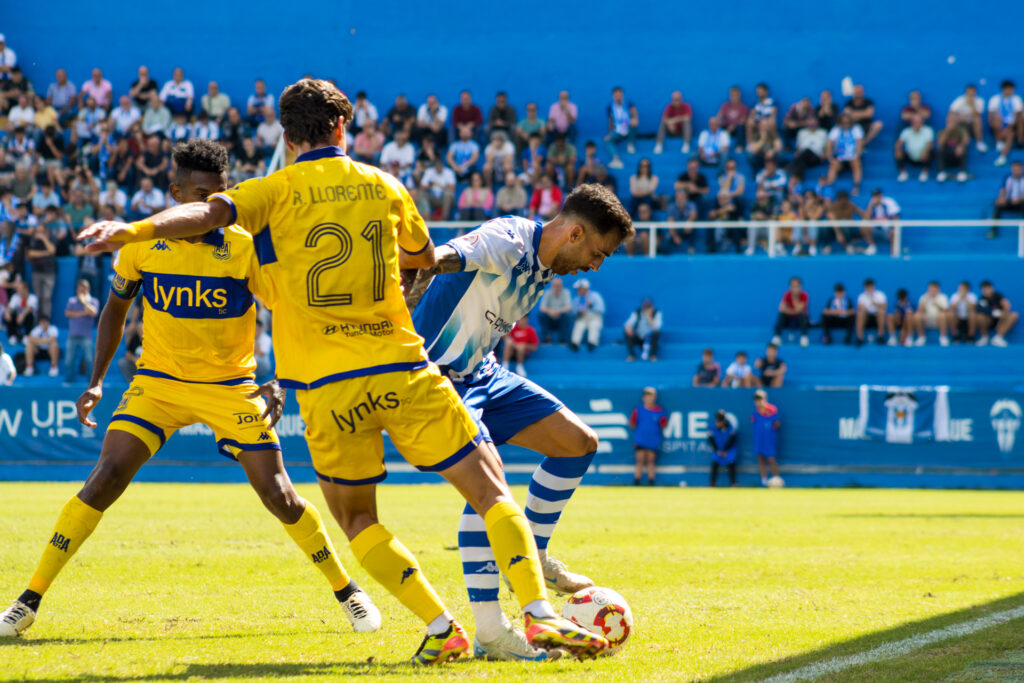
top-left (108, 372), bottom-right (281, 458)
top-left (296, 364), bottom-right (482, 485)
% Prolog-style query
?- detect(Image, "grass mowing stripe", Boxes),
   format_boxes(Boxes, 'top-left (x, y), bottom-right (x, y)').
top-left (758, 605), bottom-right (1024, 683)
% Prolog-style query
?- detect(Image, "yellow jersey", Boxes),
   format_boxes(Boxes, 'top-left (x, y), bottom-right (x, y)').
top-left (112, 225), bottom-right (265, 384)
top-left (210, 146), bottom-right (431, 390)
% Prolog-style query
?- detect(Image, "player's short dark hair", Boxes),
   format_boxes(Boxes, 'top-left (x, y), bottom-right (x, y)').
top-left (562, 183), bottom-right (633, 243)
top-left (279, 78), bottom-right (353, 147)
top-left (173, 138), bottom-right (229, 179)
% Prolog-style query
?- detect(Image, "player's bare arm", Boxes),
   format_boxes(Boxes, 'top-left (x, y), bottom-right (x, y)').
top-left (77, 200), bottom-right (233, 253)
top-left (76, 293), bottom-right (134, 428)
top-left (404, 244), bottom-right (461, 310)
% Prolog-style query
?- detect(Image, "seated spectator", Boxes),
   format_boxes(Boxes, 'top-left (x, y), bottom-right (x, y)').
top-left (0, 340), bottom-right (15, 385)
top-left (546, 90), bottom-right (577, 142)
top-left (604, 86), bottom-right (638, 169)
top-left (895, 114), bottom-right (934, 182)
top-left (542, 134), bottom-right (576, 188)
top-left (592, 164), bottom-right (618, 194)
top-left (482, 130), bottom-right (515, 185)
top-left (202, 81), bottom-right (230, 123)
top-left (569, 279), bottom-right (604, 352)
top-left (23, 313), bottom-right (59, 377)
top-left (520, 132), bottom-right (547, 184)
top-left (457, 172), bottom-right (493, 222)
top-left (487, 91), bottom-right (516, 140)
top-left (529, 173), bottom-right (563, 221)
top-left (787, 117), bottom-right (827, 178)
top-left (624, 297), bottom-right (661, 362)
top-left (782, 97), bottom-right (817, 149)
top-left (692, 348), bottom-right (721, 387)
top-left (418, 157), bottom-right (456, 220)
top-left (936, 113), bottom-right (970, 183)
top-left (128, 65), bottom-right (156, 109)
top-left (4, 280), bottom-right (36, 343)
top-left (255, 107), bottom-right (283, 157)
top-left (754, 343), bottom-right (786, 388)
top-left (76, 97), bottom-right (107, 143)
top-left (745, 82), bottom-right (777, 145)
top-left (949, 84), bottom-right (986, 153)
top-left (538, 277), bottom-right (572, 344)
top-left (887, 288), bottom-right (917, 346)
top-left (724, 350), bottom-right (755, 388)
top-left (991, 160), bottom-right (1024, 238)
top-left (855, 278), bottom-right (887, 345)
top-left (447, 126), bottom-right (480, 181)
top-left (79, 68), bottom-right (113, 109)
top-left (245, 78), bottom-right (274, 125)
top-left (110, 95), bottom-right (141, 136)
top-left (675, 158), bottom-right (710, 218)
top-left (793, 189), bottom-right (824, 256)
top-left (47, 68), bottom-right (78, 126)
top-left (627, 203), bottom-right (654, 256)
top-left (708, 410), bottom-right (738, 487)
top-left (661, 189), bottom-right (697, 254)
top-left (42, 207), bottom-right (70, 256)
top-left (232, 137), bottom-right (264, 182)
top-left (142, 92), bottom-right (171, 137)
top-left (33, 95), bottom-right (58, 133)
top-left (415, 94), bottom-right (448, 147)
top-left (352, 119), bottom-right (384, 164)
top-left (822, 282), bottom-right (855, 345)
top-left (696, 116), bottom-right (730, 172)
top-left (824, 190), bottom-right (862, 254)
top-left (654, 91), bottom-right (692, 154)
top-left (8, 94), bottom-right (34, 130)
top-left (98, 180), bottom-right (127, 217)
top-left (136, 134), bottom-right (169, 189)
top-left (379, 129), bottom-right (415, 174)
top-left (915, 280), bottom-right (951, 346)
top-left (772, 276), bottom-right (810, 347)
top-left (844, 84), bottom-right (883, 146)
top-left (219, 107), bottom-right (249, 157)
top-left (747, 118), bottom-right (782, 174)
top-left (382, 94), bottom-right (416, 140)
top-left (746, 189), bottom-right (777, 255)
top-left (452, 90), bottom-right (483, 141)
top-left (977, 280), bottom-right (1019, 347)
top-left (718, 157), bottom-right (746, 216)
top-left (718, 86), bottom-right (749, 151)
top-left (516, 102), bottom-right (546, 149)
top-left (628, 158), bottom-right (659, 216)
top-left (350, 90), bottom-right (378, 135)
top-left (63, 278), bottom-right (97, 383)
top-left (948, 281), bottom-right (978, 344)
top-left (191, 110), bottom-right (219, 141)
top-left (989, 80), bottom-right (1023, 166)
top-left (864, 189), bottom-right (901, 255)
top-left (129, 177), bottom-right (166, 219)
top-left (756, 157), bottom-right (787, 205)
top-left (825, 113), bottom-right (865, 195)
top-left (899, 90), bottom-right (931, 129)
top-left (502, 317), bottom-right (539, 377)
top-left (167, 111), bottom-right (190, 143)
top-left (32, 180), bottom-right (62, 216)
top-left (254, 319), bottom-right (272, 379)
top-left (495, 172), bottom-right (528, 217)
top-left (160, 67), bottom-right (194, 116)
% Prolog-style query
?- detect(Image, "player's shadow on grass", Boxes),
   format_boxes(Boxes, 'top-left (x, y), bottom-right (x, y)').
top-left (0, 630), bottom-right (302, 647)
top-left (830, 513), bottom-right (1024, 519)
top-left (705, 591), bottom-right (1024, 682)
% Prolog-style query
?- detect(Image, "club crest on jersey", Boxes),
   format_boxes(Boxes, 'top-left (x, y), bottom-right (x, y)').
top-left (212, 241), bottom-right (231, 260)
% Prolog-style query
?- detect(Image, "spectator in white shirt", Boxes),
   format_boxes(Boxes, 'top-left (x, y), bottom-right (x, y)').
top-left (415, 94), bottom-right (449, 147)
top-left (98, 180), bottom-right (127, 217)
top-left (142, 92), bottom-right (171, 136)
top-left (482, 130), bottom-right (516, 186)
top-left (0, 341), bottom-right (15, 385)
top-left (130, 177), bottom-right (166, 219)
top-left (246, 79), bottom-right (274, 125)
top-left (864, 189), bottom-right (901, 256)
top-left (855, 278), bottom-right (888, 345)
top-left (895, 114), bottom-right (934, 182)
top-left (351, 91), bottom-right (378, 135)
top-left (379, 129), bottom-right (415, 173)
top-left (696, 117), bottom-right (730, 172)
top-left (0, 34), bottom-right (16, 80)
top-left (255, 107), bottom-right (284, 156)
top-left (538, 277), bottom-right (573, 344)
top-left (159, 67), bottom-right (194, 116)
top-left (23, 314), bottom-right (60, 377)
top-left (989, 80), bottom-right (1023, 166)
top-left (4, 281), bottom-right (36, 343)
top-left (8, 94), bottom-right (34, 130)
top-left (624, 298), bottom-right (662, 362)
top-left (201, 81), bottom-right (231, 123)
top-left (569, 279), bottom-right (605, 352)
top-left (947, 281), bottom-right (977, 343)
top-left (787, 116), bottom-right (827, 177)
top-left (914, 280), bottom-right (951, 346)
top-left (110, 95), bottom-right (141, 136)
top-left (191, 110), bottom-right (220, 140)
top-left (949, 84), bottom-right (987, 153)
top-left (825, 113), bottom-right (865, 195)
top-left (418, 157), bottom-right (455, 220)
top-left (724, 350), bottom-right (755, 388)
top-left (992, 161), bottom-right (1024, 238)
top-left (76, 97), bottom-right (107, 142)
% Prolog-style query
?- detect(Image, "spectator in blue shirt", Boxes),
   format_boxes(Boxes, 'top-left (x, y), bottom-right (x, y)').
top-left (604, 87), bottom-right (638, 170)
top-left (446, 125), bottom-right (480, 182)
top-left (707, 410), bottom-right (738, 486)
top-left (629, 387), bottom-right (668, 486)
top-left (63, 279), bottom-right (98, 384)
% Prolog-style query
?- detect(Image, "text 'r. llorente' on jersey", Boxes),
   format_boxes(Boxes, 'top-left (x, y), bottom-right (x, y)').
top-left (413, 216), bottom-right (553, 383)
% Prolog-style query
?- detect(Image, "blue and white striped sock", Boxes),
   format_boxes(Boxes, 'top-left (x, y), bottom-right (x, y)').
top-left (458, 502), bottom-right (510, 642)
top-left (525, 453), bottom-right (595, 557)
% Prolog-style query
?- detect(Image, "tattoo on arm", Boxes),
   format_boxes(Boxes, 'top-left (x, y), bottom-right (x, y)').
top-left (403, 245), bottom-right (461, 310)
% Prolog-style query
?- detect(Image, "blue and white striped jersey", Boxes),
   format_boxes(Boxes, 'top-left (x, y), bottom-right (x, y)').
top-left (413, 216), bottom-right (553, 383)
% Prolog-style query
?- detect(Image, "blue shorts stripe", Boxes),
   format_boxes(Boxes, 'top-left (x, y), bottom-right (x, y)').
top-left (216, 438), bottom-right (281, 460)
top-left (524, 509), bottom-right (561, 525)
top-left (279, 361), bottom-right (430, 391)
top-left (457, 531), bottom-right (491, 547)
top-left (313, 467), bottom-right (388, 486)
top-left (468, 588), bottom-right (500, 602)
top-left (527, 480), bottom-right (576, 502)
top-left (416, 432), bottom-right (483, 472)
top-left (135, 369), bottom-right (256, 386)
top-left (109, 414), bottom-right (167, 446)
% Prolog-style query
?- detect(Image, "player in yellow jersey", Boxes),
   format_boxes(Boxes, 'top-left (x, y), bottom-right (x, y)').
top-left (77, 79), bottom-right (608, 663)
top-left (0, 140), bottom-right (381, 639)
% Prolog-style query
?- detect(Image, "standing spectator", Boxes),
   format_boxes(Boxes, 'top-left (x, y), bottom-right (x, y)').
top-left (696, 117), bottom-right (730, 172)
top-left (416, 95), bottom-right (449, 147)
top-left (976, 280), bottom-right (1019, 347)
top-left (745, 82), bottom-right (778, 144)
top-left (516, 102), bottom-right (547, 149)
top-left (538, 277), bottom-right (573, 344)
top-left (825, 113), bottom-right (865, 195)
top-left (886, 288), bottom-right (916, 346)
top-left (949, 84), bottom-right (987, 153)
top-left (569, 279), bottom-right (604, 352)
top-left (255, 107), bottom-right (283, 157)
top-left (947, 281), bottom-right (978, 344)
top-left (142, 92), bottom-right (171, 136)
top-left (159, 67), bottom-right (194, 116)
top-left (630, 387), bottom-right (668, 486)
top-left (457, 172), bottom-right (493, 222)
top-left (4, 281), bottom-right (36, 343)
top-left (481, 130), bottom-right (515, 185)
top-left (419, 157), bottom-right (456, 220)
top-left (692, 348), bottom-right (721, 387)
top-left (502, 317), bottom-right (539, 377)
top-left (129, 177), bottom-right (166, 219)
top-left (782, 97), bottom-right (817, 149)
top-left (23, 313), bottom-right (60, 377)
top-left (0, 340), bottom-right (15, 385)
top-left (755, 343), bottom-right (786, 387)
top-left (79, 68), bottom-right (113, 109)
top-left (724, 351), bottom-right (755, 388)
top-left (772, 276), bottom-right (810, 347)
top-left (989, 80), bottom-right (1023, 166)
top-left (628, 159), bottom-right (659, 216)
top-left (991, 161), bottom-right (1024, 238)
top-left (379, 129), bottom-right (415, 174)
top-left (624, 297), bottom-right (662, 362)
top-left (382, 94), bottom-right (416, 140)
top-left (855, 278), bottom-right (888, 345)
top-left (654, 91), bottom-right (692, 155)
top-left (822, 282), bottom-right (855, 345)
top-left (604, 86), bottom-right (638, 169)
top-left (546, 90), bottom-right (577, 142)
top-left (254, 319), bottom-right (273, 379)
top-left (915, 281), bottom-right (951, 346)
top-left (110, 95), bottom-right (141, 136)
top-left (486, 91), bottom-right (516, 140)
top-left (352, 119), bottom-right (384, 164)
top-left (844, 84), bottom-right (883, 145)
top-left (747, 118), bottom-right (782, 174)
top-left (446, 125), bottom-right (480, 181)
top-left (936, 113), bottom-right (970, 183)
top-left (201, 81), bottom-right (230, 123)
top-left (350, 91), bottom-right (378, 135)
top-left (786, 116), bottom-right (828, 179)
top-left (63, 278), bottom-right (97, 383)
top-left (245, 79), bottom-right (274, 125)
top-left (899, 90), bottom-right (932, 129)
top-left (717, 86), bottom-right (749, 152)
top-left (895, 114), bottom-right (934, 182)
top-left (752, 390), bottom-right (781, 487)
top-left (528, 173), bottom-right (563, 221)
top-left (26, 224), bottom-right (56, 319)
top-left (129, 65), bottom-right (158, 109)
top-left (708, 410), bottom-right (738, 487)
top-left (495, 172), bottom-right (527, 217)
top-left (46, 68), bottom-right (77, 126)
top-left (452, 90), bottom-right (483, 140)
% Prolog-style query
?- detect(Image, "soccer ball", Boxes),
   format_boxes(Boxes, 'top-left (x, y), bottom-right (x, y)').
top-left (562, 586), bottom-right (633, 655)
top-left (768, 475), bottom-right (786, 488)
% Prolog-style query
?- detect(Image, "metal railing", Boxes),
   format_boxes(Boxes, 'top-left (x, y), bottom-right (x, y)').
top-left (426, 220), bottom-right (1024, 258)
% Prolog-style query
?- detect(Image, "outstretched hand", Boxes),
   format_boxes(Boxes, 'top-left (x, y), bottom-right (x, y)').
top-left (77, 386), bottom-right (103, 428)
top-left (76, 221), bottom-right (135, 253)
top-left (247, 379), bottom-right (286, 429)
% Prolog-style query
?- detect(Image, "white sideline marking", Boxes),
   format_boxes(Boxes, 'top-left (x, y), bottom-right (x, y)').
top-left (759, 605), bottom-right (1024, 683)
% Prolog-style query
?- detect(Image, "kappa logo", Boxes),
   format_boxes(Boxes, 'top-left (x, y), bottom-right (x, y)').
top-left (212, 241), bottom-right (231, 260)
top-left (258, 431), bottom-right (271, 441)
top-left (990, 399), bottom-right (1022, 454)
top-left (400, 567), bottom-right (417, 584)
top-left (150, 240), bottom-right (171, 251)
top-left (475, 561), bottom-right (499, 574)
top-left (508, 555), bottom-right (527, 568)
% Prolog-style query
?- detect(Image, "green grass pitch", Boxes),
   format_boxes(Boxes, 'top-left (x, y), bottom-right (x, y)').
top-left (1, 483), bottom-right (1023, 681)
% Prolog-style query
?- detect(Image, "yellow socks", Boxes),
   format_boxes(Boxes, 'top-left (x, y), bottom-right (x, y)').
top-left (350, 523), bottom-right (445, 624)
top-left (28, 496), bottom-right (103, 595)
top-left (282, 501), bottom-right (351, 592)
top-left (484, 501), bottom-right (546, 609)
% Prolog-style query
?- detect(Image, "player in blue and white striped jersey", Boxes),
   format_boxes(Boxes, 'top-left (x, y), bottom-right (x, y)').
top-left (407, 184), bottom-right (633, 662)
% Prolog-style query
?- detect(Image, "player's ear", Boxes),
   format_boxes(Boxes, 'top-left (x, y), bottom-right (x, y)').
top-left (570, 223), bottom-right (586, 243)
top-left (168, 182), bottom-right (182, 204)
top-left (283, 132), bottom-right (295, 153)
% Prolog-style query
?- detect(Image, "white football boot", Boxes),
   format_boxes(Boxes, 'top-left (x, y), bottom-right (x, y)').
top-left (341, 589), bottom-right (381, 633)
top-left (0, 600), bottom-right (36, 637)
top-left (474, 625), bottom-right (564, 661)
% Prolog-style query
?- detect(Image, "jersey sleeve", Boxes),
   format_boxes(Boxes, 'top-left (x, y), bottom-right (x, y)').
top-left (111, 242), bottom-right (142, 299)
top-left (391, 179), bottom-right (430, 254)
top-left (448, 217), bottom-right (529, 274)
top-left (210, 172), bottom-right (288, 235)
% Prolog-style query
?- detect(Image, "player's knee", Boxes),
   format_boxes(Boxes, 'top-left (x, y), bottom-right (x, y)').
top-left (256, 481), bottom-right (302, 521)
top-left (575, 425), bottom-right (600, 456)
